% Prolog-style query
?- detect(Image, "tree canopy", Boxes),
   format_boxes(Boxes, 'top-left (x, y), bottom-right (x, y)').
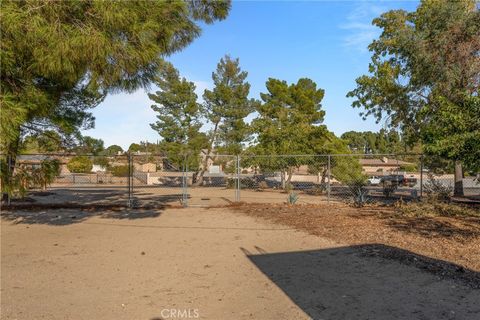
top-left (347, 0), bottom-right (479, 172)
top-left (203, 55), bottom-right (257, 155)
top-left (149, 62), bottom-right (208, 169)
top-left (340, 130), bottom-right (406, 154)
top-left (0, 0), bottom-right (230, 156)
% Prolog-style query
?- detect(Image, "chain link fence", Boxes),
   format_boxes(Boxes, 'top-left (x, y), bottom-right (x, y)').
top-left (1, 153), bottom-right (479, 208)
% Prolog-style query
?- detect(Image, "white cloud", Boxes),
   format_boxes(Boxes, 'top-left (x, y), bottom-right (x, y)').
top-left (82, 80), bottom-right (212, 149)
top-left (340, 2), bottom-right (387, 53)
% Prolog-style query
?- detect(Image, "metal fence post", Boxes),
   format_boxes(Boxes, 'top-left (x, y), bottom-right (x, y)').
top-left (183, 155), bottom-right (188, 207)
top-left (327, 155), bottom-right (331, 203)
top-left (236, 155), bottom-right (241, 202)
top-left (127, 153), bottom-right (132, 207)
top-left (420, 154), bottom-right (424, 198)
top-left (7, 154), bottom-right (11, 206)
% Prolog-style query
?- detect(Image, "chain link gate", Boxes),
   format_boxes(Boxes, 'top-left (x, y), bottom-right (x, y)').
top-left (2, 152), bottom-right (479, 209)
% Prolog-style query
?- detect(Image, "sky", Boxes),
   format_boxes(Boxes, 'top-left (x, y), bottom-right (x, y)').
top-left (82, 0), bottom-right (419, 150)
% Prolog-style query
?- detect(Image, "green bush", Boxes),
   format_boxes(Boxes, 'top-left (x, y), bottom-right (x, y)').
top-left (399, 164), bottom-right (418, 172)
top-left (110, 165), bottom-right (130, 177)
top-left (287, 192), bottom-right (299, 205)
top-left (332, 157), bottom-right (369, 206)
top-left (32, 159), bottom-right (61, 190)
top-left (67, 156), bottom-right (92, 173)
top-left (93, 156), bottom-right (110, 168)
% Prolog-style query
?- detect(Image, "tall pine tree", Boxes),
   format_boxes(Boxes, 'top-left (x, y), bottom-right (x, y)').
top-left (149, 63), bottom-right (208, 170)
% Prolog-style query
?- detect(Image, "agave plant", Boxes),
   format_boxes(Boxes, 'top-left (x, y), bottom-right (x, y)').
top-left (287, 192), bottom-right (299, 205)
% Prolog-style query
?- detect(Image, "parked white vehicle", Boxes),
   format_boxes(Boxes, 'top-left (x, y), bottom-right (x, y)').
top-left (367, 176), bottom-right (382, 185)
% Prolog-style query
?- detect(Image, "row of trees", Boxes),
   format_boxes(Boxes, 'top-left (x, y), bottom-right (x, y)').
top-left (147, 56), bottom-right (356, 185)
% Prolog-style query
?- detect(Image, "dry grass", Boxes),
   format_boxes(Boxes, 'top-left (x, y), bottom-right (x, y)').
top-left (228, 201), bottom-right (480, 272)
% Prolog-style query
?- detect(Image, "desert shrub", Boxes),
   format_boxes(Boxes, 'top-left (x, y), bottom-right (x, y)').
top-left (1, 158), bottom-right (60, 198)
top-left (284, 182), bottom-right (293, 193)
top-left (257, 181), bottom-right (269, 190)
top-left (110, 165), bottom-right (130, 177)
top-left (67, 156), bottom-right (93, 173)
top-left (226, 178), bottom-right (235, 189)
top-left (424, 173), bottom-right (453, 202)
top-left (93, 156), bottom-right (110, 168)
top-left (32, 159), bottom-right (61, 190)
top-left (399, 164), bottom-right (418, 172)
top-left (287, 192), bottom-right (299, 205)
top-left (332, 157), bottom-right (369, 206)
top-left (382, 181), bottom-right (398, 198)
top-left (347, 178), bottom-right (370, 207)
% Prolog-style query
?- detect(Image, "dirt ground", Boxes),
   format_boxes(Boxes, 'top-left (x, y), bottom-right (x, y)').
top-left (1, 206), bottom-right (480, 320)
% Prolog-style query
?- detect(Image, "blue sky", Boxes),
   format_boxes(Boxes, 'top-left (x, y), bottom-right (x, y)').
top-left (83, 0), bottom-right (418, 149)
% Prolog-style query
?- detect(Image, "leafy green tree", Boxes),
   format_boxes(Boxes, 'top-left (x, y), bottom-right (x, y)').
top-left (340, 130), bottom-right (406, 154)
top-left (250, 78), bottom-right (329, 187)
top-left (188, 56), bottom-right (257, 184)
top-left (92, 156), bottom-right (110, 169)
top-left (203, 56), bottom-right (257, 156)
top-left (67, 156), bottom-right (93, 173)
top-left (1, 0), bottom-right (230, 158)
top-left (104, 145), bottom-right (124, 156)
top-left (347, 0), bottom-right (479, 195)
top-left (75, 136), bottom-right (104, 155)
top-left (149, 63), bottom-right (208, 170)
top-left (128, 143), bottom-right (143, 153)
top-left (422, 96), bottom-right (480, 173)
top-left (20, 131), bottom-right (65, 153)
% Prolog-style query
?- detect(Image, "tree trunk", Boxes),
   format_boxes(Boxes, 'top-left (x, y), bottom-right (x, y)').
top-left (321, 167), bottom-right (327, 184)
top-left (2, 137), bottom-right (20, 202)
top-left (453, 160), bottom-right (464, 197)
top-left (286, 168), bottom-right (293, 185)
top-left (193, 122), bottom-right (219, 187)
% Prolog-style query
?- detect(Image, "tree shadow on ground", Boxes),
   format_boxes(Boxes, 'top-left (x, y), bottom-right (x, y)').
top-left (0, 204), bottom-right (167, 226)
top-left (243, 244), bottom-right (480, 320)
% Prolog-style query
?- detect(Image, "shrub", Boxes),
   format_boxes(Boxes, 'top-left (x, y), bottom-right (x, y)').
top-left (32, 159), bottom-right (61, 190)
top-left (257, 181), bottom-right (269, 190)
top-left (382, 181), bottom-right (398, 198)
top-left (287, 192), bottom-right (299, 205)
top-left (424, 173), bottom-right (453, 202)
top-left (67, 156), bottom-right (93, 173)
top-left (93, 156), bottom-right (110, 168)
top-left (284, 182), bottom-right (293, 193)
top-left (347, 178), bottom-right (370, 207)
top-left (399, 164), bottom-right (418, 172)
top-left (332, 157), bottom-right (369, 206)
top-left (110, 165), bottom-right (130, 177)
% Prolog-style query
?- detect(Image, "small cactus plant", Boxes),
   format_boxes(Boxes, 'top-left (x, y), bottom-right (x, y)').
top-left (287, 192), bottom-right (299, 205)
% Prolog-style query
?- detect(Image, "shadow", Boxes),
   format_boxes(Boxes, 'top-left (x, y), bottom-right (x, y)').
top-left (0, 205), bottom-right (165, 226)
top-left (244, 244), bottom-right (480, 320)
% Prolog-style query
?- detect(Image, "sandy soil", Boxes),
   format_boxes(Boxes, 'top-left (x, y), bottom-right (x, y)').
top-left (1, 207), bottom-right (480, 320)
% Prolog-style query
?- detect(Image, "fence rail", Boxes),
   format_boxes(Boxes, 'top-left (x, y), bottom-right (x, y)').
top-left (1, 153), bottom-right (479, 208)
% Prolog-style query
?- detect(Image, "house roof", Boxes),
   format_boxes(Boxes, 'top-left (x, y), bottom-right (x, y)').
top-left (359, 158), bottom-right (413, 166)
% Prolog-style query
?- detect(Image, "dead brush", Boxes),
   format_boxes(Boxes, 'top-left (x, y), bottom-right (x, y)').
top-left (394, 199), bottom-right (480, 218)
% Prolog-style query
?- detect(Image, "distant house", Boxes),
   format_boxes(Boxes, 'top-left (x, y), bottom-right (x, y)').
top-left (16, 154), bottom-right (71, 174)
top-left (359, 157), bottom-right (414, 174)
top-left (133, 162), bottom-right (157, 173)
